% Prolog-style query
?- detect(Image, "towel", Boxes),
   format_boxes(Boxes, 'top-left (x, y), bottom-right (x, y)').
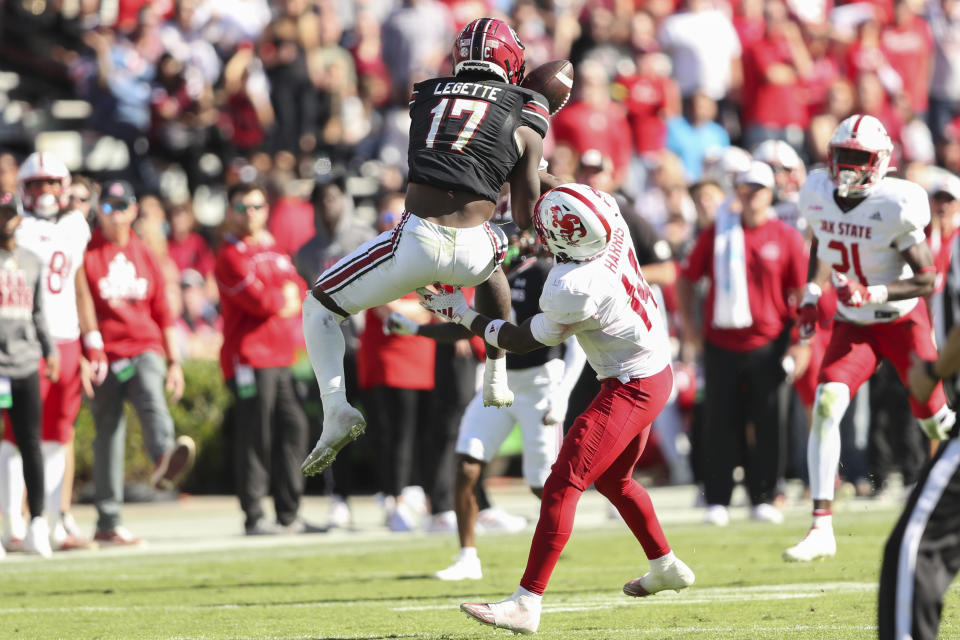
top-left (712, 202), bottom-right (753, 329)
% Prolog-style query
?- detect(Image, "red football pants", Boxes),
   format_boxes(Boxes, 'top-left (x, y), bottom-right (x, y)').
top-left (520, 365), bottom-right (674, 595)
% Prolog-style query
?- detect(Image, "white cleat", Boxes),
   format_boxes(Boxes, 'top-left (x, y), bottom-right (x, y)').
top-left (623, 557), bottom-right (695, 597)
top-left (703, 504), bottom-right (729, 527)
top-left (23, 517), bottom-right (52, 558)
top-left (435, 555), bottom-right (483, 581)
top-left (750, 503), bottom-right (784, 524)
top-left (782, 526), bottom-right (836, 562)
top-left (477, 507), bottom-right (527, 533)
top-left (300, 404), bottom-right (366, 476)
top-left (461, 592), bottom-right (541, 635)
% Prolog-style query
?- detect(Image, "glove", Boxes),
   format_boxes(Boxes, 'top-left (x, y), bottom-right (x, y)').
top-left (482, 356), bottom-right (514, 408)
top-left (544, 392), bottom-right (568, 425)
top-left (798, 283), bottom-right (820, 340)
top-left (833, 272), bottom-right (887, 307)
top-left (82, 331), bottom-right (108, 386)
top-left (384, 312), bottom-right (419, 336)
top-left (920, 413), bottom-right (955, 441)
top-left (416, 286), bottom-right (478, 327)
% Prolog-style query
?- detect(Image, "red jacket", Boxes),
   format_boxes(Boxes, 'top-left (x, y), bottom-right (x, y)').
top-left (84, 228), bottom-right (172, 360)
top-left (215, 232), bottom-right (306, 380)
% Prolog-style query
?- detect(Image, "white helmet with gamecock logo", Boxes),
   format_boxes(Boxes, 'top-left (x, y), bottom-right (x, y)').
top-left (533, 184), bottom-right (618, 263)
top-left (828, 114), bottom-right (893, 198)
top-left (18, 151), bottom-right (72, 218)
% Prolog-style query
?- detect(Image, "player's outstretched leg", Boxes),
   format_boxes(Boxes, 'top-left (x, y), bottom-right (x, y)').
top-left (300, 293), bottom-right (366, 476)
top-left (783, 382), bottom-right (848, 562)
top-left (623, 551), bottom-right (696, 597)
top-left (461, 586), bottom-right (542, 635)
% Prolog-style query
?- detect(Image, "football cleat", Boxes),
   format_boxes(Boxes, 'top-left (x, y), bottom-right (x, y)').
top-left (461, 591), bottom-right (541, 635)
top-left (703, 504), bottom-right (729, 527)
top-left (477, 507), bottom-right (527, 533)
top-left (23, 517), bottom-right (52, 558)
top-left (435, 555), bottom-right (483, 581)
top-left (750, 503), bottom-right (784, 524)
top-left (623, 556), bottom-right (695, 597)
top-left (782, 526), bottom-right (836, 562)
top-left (301, 404), bottom-right (366, 476)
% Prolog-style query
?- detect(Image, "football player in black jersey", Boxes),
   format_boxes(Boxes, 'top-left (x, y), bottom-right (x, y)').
top-left (301, 17), bottom-right (565, 477)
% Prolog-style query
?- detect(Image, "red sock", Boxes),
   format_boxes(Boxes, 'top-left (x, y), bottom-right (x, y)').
top-left (519, 474), bottom-right (583, 595)
top-left (599, 477), bottom-right (670, 560)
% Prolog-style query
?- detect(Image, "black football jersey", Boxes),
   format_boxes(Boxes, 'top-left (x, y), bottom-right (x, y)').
top-left (407, 77), bottom-right (550, 202)
top-left (506, 257), bottom-right (562, 370)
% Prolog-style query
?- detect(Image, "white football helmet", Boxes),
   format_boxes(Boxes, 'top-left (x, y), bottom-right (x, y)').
top-left (18, 151), bottom-right (71, 218)
top-left (752, 140), bottom-right (806, 200)
top-left (828, 114), bottom-right (892, 198)
top-left (533, 184), bottom-right (618, 263)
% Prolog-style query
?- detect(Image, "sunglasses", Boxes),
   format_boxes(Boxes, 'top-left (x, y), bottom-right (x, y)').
top-left (100, 200), bottom-right (130, 214)
top-left (233, 202), bottom-right (266, 213)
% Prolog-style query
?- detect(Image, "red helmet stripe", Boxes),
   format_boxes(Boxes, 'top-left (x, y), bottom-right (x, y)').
top-left (553, 186), bottom-right (612, 244)
top-left (851, 114), bottom-right (865, 137)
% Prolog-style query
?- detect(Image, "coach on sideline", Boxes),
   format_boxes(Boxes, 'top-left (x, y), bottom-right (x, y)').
top-left (879, 327), bottom-right (960, 640)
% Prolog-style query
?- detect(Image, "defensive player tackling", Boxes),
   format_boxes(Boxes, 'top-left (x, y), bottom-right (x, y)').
top-left (418, 183), bottom-right (694, 634)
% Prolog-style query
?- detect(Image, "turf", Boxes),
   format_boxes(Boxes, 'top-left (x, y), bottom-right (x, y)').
top-left (2, 507), bottom-right (958, 639)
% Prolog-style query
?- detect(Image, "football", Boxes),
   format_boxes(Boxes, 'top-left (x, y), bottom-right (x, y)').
top-left (521, 60), bottom-right (574, 116)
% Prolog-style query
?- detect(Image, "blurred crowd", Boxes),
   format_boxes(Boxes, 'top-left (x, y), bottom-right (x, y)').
top-left (1, 0), bottom-right (960, 540)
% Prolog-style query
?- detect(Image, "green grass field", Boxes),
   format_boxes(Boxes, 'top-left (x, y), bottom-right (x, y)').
top-left (3, 493), bottom-right (959, 640)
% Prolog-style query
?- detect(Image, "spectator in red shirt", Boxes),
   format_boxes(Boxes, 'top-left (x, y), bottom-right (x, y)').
top-left (615, 46), bottom-right (680, 156)
top-left (881, 0), bottom-right (933, 116)
top-left (215, 182), bottom-right (322, 536)
top-left (266, 176), bottom-right (315, 259)
top-left (84, 180), bottom-right (195, 546)
top-left (677, 162), bottom-right (808, 526)
top-left (551, 59), bottom-right (633, 186)
top-left (741, 0), bottom-right (813, 149)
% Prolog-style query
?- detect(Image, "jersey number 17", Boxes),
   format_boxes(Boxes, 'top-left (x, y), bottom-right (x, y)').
top-left (425, 98), bottom-right (489, 152)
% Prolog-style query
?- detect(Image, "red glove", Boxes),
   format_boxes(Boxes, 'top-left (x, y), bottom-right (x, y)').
top-left (833, 273), bottom-right (888, 307)
top-left (798, 303), bottom-right (818, 340)
top-left (82, 331), bottom-right (109, 386)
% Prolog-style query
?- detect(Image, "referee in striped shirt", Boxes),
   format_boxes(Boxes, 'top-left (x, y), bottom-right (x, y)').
top-left (879, 323), bottom-right (960, 640)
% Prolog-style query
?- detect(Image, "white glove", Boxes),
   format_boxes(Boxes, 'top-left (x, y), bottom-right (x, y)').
top-left (483, 356), bottom-right (514, 408)
top-left (416, 286), bottom-right (478, 327)
top-left (544, 392), bottom-right (568, 425)
top-left (384, 312), bottom-right (418, 336)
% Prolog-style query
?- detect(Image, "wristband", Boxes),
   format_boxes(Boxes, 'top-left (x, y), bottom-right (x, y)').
top-left (925, 360), bottom-right (941, 381)
top-left (459, 307), bottom-right (479, 329)
top-left (83, 331), bottom-right (104, 351)
top-left (801, 282), bottom-right (822, 306)
top-left (866, 284), bottom-right (889, 304)
top-left (484, 319), bottom-right (506, 348)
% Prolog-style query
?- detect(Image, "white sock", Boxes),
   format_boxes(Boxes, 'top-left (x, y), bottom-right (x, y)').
top-left (302, 295), bottom-right (348, 411)
top-left (460, 546), bottom-right (478, 561)
top-left (650, 550), bottom-right (676, 572)
top-left (0, 441), bottom-right (25, 539)
top-left (812, 514), bottom-right (833, 531)
top-left (808, 383), bottom-right (850, 502)
top-left (41, 442), bottom-right (66, 523)
top-left (512, 586), bottom-right (542, 602)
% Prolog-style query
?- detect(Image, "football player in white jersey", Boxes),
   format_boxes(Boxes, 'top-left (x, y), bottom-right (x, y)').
top-left (0, 152), bottom-right (107, 553)
top-left (783, 115), bottom-right (957, 562)
top-left (418, 184), bottom-right (694, 635)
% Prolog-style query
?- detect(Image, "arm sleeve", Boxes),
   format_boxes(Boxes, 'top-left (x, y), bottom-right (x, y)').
top-left (215, 248), bottom-right (286, 318)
